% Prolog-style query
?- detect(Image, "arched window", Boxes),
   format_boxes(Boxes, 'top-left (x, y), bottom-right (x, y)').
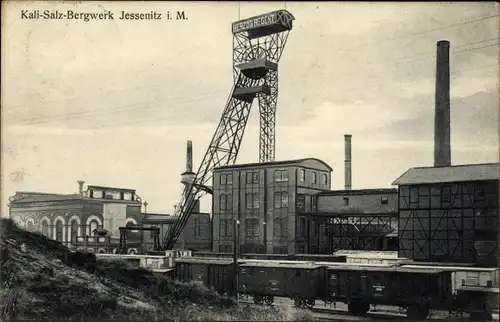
top-left (70, 220), bottom-right (79, 242)
top-left (27, 221), bottom-right (34, 232)
top-left (89, 220), bottom-right (98, 236)
top-left (41, 221), bottom-right (49, 237)
top-left (55, 221), bottom-right (63, 242)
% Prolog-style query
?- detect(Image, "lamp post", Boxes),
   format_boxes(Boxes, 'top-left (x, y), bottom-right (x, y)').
top-left (262, 221), bottom-right (266, 253)
top-left (233, 218), bottom-right (240, 300)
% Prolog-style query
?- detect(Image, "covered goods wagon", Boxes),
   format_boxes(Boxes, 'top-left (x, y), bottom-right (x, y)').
top-left (325, 265), bottom-right (452, 320)
top-left (174, 257), bottom-right (234, 295)
top-left (238, 262), bottom-right (324, 307)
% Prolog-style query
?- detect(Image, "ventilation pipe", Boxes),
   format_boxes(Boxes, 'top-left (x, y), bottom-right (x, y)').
top-left (77, 181), bottom-right (85, 195)
top-left (434, 40), bottom-right (451, 167)
top-left (344, 134), bottom-right (352, 190)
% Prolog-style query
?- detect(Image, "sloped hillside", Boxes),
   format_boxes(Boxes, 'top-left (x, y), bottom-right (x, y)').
top-left (0, 218), bottom-right (314, 321)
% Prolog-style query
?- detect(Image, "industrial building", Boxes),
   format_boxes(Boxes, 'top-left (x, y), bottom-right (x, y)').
top-left (8, 181), bottom-right (211, 253)
top-left (299, 188), bottom-right (399, 254)
top-left (393, 163), bottom-right (499, 266)
top-left (211, 147), bottom-right (400, 255)
top-left (211, 158), bottom-right (333, 254)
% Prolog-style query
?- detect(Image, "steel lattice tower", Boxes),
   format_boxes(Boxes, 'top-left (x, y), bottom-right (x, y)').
top-left (162, 10), bottom-right (294, 250)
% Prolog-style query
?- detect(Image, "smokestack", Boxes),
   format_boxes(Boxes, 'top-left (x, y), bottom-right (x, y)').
top-left (344, 134), bottom-right (352, 190)
top-left (434, 40), bottom-right (451, 167)
top-left (77, 180), bottom-right (85, 195)
top-left (186, 140), bottom-right (193, 173)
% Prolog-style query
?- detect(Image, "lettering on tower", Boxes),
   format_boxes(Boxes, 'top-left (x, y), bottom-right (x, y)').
top-left (232, 12), bottom-right (278, 33)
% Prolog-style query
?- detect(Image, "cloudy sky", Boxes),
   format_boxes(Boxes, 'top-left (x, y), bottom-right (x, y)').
top-left (1, 1), bottom-right (499, 215)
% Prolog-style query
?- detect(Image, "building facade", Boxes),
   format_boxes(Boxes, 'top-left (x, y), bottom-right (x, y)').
top-left (212, 158), bottom-right (332, 254)
top-left (393, 163), bottom-right (499, 267)
top-left (8, 181), bottom-right (211, 253)
top-left (297, 189), bottom-right (399, 253)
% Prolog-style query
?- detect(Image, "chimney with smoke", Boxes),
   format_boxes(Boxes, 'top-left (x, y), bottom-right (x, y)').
top-left (434, 40), bottom-right (451, 167)
top-left (344, 134), bottom-right (352, 190)
top-left (77, 180), bottom-right (85, 195)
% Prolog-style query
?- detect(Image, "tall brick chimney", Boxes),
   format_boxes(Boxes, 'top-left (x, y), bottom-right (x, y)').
top-left (434, 40), bottom-right (451, 167)
top-left (344, 134), bottom-right (352, 190)
top-left (186, 140), bottom-right (193, 173)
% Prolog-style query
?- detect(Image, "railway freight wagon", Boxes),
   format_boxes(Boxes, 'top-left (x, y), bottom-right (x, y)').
top-left (324, 266), bottom-right (453, 320)
top-left (401, 264), bottom-right (500, 319)
top-left (174, 257), bottom-right (234, 295)
top-left (294, 254), bottom-right (346, 262)
top-left (238, 262), bottom-right (324, 307)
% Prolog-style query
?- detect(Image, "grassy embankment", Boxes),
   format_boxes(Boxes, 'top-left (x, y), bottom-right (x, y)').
top-left (0, 218), bottom-right (315, 321)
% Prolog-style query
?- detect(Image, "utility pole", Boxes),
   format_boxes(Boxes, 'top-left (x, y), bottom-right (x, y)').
top-left (233, 219), bottom-right (240, 300)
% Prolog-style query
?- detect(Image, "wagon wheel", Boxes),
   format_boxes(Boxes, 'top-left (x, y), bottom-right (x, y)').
top-left (253, 295), bottom-right (264, 305)
top-left (264, 295), bottom-right (274, 305)
top-left (304, 298), bottom-right (315, 309)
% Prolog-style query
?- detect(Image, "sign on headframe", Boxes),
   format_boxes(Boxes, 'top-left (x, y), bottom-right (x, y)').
top-left (231, 10), bottom-right (294, 38)
top-left (232, 11), bottom-right (278, 33)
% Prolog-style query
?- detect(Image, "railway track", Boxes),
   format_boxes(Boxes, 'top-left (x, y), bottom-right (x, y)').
top-left (240, 298), bottom-right (499, 322)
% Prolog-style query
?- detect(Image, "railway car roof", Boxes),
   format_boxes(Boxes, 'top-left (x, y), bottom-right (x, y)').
top-left (239, 262), bottom-right (323, 269)
top-left (457, 286), bottom-right (500, 293)
top-left (401, 265), bottom-right (499, 272)
top-left (333, 250), bottom-right (399, 259)
top-left (175, 257), bottom-right (234, 264)
top-left (314, 261), bottom-right (394, 267)
top-left (326, 265), bottom-right (445, 274)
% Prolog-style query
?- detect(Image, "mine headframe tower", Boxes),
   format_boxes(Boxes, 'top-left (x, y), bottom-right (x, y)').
top-left (161, 10), bottom-right (295, 250)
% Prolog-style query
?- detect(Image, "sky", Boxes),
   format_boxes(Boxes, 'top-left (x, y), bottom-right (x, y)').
top-left (1, 1), bottom-right (499, 215)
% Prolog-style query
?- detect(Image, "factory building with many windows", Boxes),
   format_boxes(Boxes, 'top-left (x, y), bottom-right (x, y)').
top-left (212, 158), bottom-right (332, 254)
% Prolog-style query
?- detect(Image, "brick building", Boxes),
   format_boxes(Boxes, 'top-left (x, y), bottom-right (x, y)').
top-left (8, 181), bottom-right (211, 253)
top-left (212, 158), bottom-right (332, 254)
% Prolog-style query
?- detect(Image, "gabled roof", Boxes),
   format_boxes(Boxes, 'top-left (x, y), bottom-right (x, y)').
top-left (214, 158), bottom-right (333, 171)
top-left (392, 163), bottom-right (499, 186)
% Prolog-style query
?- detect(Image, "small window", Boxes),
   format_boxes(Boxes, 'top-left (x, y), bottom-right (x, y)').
top-left (275, 169), bottom-right (289, 182)
top-left (441, 185), bottom-right (452, 203)
top-left (220, 173), bottom-right (233, 185)
top-left (274, 192), bottom-right (289, 208)
top-left (245, 192), bottom-right (260, 209)
top-left (410, 187), bottom-right (419, 203)
top-left (312, 172), bottom-right (317, 184)
top-left (220, 194), bottom-right (232, 210)
top-left (381, 196), bottom-right (389, 205)
top-left (246, 172), bottom-right (253, 184)
top-left (299, 218), bottom-right (306, 237)
top-left (322, 173), bottom-right (328, 185)
top-left (253, 171), bottom-right (259, 183)
top-left (343, 197), bottom-right (349, 206)
top-left (299, 169), bottom-right (306, 181)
